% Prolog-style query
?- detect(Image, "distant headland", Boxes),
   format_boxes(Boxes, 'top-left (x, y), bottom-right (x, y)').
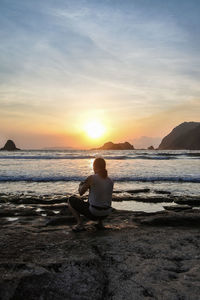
top-left (0, 140), bottom-right (20, 151)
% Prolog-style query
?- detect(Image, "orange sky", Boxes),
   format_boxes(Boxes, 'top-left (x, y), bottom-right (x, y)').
top-left (1, 1), bottom-right (200, 149)
top-left (1, 98), bottom-right (200, 149)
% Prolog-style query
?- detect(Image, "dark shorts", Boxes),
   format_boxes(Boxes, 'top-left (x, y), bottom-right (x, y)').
top-left (68, 196), bottom-right (107, 221)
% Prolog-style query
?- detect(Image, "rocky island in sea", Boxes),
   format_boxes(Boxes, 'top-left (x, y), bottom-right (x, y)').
top-left (159, 121), bottom-right (200, 150)
top-left (0, 139), bottom-right (20, 151)
top-left (93, 141), bottom-right (134, 150)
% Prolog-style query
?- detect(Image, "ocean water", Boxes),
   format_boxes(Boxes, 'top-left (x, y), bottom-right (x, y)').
top-left (0, 149), bottom-right (200, 198)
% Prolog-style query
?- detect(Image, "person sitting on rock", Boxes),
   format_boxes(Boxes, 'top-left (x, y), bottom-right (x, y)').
top-left (68, 157), bottom-right (113, 232)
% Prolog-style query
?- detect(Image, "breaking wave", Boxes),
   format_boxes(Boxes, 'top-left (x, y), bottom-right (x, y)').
top-left (0, 153), bottom-right (199, 160)
top-left (0, 175), bottom-right (200, 183)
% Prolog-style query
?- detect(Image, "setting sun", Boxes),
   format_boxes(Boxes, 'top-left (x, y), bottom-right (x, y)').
top-left (84, 121), bottom-right (105, 139)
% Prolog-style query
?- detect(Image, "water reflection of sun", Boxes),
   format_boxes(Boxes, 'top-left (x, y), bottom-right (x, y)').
top-left (90, 158), bottom-right (94, 170)
top-left (84, 120), bottom-right (105, 139)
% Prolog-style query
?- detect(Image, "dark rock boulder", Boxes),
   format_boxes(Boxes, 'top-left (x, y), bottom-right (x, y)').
top-left (159, 122), bottom-right (200, 150)
top-left (0, 140), bottom-right (20, 151)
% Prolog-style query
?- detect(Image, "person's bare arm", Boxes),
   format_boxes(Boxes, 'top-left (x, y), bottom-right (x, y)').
top-left (78, 176), bottom-right (93, 196)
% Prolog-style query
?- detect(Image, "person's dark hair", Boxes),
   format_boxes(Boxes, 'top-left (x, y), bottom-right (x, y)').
top-left (93, 157), bottom-right (108, 178)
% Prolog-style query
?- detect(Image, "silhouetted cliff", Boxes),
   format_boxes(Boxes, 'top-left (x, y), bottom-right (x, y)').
top-left (159, 122), bottom-right (200, 150)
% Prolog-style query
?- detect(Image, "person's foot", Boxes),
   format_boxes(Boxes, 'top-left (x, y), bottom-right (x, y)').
top-left (72, 224), bottom-right (86, 232)
top-left (94, 223), bottom-right (105, 230)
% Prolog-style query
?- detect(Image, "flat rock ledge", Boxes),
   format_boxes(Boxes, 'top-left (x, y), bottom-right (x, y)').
top-left (0, 208), bottom-right (200, 300)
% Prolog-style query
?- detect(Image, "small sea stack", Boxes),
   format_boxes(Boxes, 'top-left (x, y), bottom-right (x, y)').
top-left (147, 145), bottom-right (154, 150)
top-left (0, 140), bottom-right (20, 151)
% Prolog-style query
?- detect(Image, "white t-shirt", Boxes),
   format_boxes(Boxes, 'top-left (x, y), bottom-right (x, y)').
top-left (89, 174), bottom-right (113, 216)
top-left (78, 173), bottom-right (114, 217)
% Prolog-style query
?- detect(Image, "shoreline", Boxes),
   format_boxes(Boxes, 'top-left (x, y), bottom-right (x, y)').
top-left (0, 192), bottom-right (200, 299)
top-left (0, 190), bottom-right (200, 217)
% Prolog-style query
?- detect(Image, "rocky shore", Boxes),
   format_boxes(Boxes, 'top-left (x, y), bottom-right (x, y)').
top-left (0, 192), bottom-right (200, 300)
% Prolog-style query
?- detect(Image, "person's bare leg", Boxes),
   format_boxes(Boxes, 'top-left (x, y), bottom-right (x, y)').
top-left (96, 218), bottom-right (105, 229)
top-left (98, 219), bottom-right (103, 226)
top-left (68, 201), bottom-right (82, 226)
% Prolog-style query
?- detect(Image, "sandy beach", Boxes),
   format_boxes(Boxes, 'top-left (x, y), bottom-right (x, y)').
top-left (0, 193), bottom-right (200, 300)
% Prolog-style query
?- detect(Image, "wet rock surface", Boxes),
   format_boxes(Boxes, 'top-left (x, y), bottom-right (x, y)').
top-left (163, 204), bottom-right (192, 211)
top-left (175, 197), bottom-right (200, 206)
top-left (0, 193), bottom-right (200, 299)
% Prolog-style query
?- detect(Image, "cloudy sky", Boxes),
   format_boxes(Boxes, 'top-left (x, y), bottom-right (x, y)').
top-left (0, 0), bottom-right (200, 148)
